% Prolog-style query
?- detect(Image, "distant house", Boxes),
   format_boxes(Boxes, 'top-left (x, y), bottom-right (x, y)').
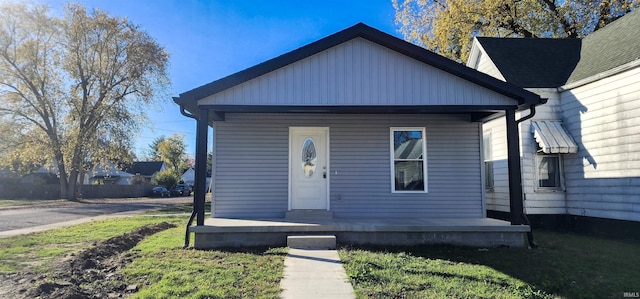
top-left (35, 164), bottom-right (58, 175)
top-left (20, 172), bottom-right (59, 185)
top-left (125, 161), bottom-right (166, 184)
top-left (83, 162), bottom-right (133, 185)
top-left (467, 10), bottom-right (640, 224)
top-left (181, 168), bottom-right (195, 185)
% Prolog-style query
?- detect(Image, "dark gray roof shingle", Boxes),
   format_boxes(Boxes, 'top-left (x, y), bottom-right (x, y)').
top-left (567, 9), bottom-right (640, 84)
top-left (476, 9), bottom-right (640, 87)
top-left (125, 161), bottom-right (164, 176)
top-left (476, 38), bottom-right (581, 88)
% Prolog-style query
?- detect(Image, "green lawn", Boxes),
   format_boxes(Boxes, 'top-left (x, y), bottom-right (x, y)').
top-left (0, 198), bottom-right (68, 207)
top-left (340, 231), bottom-right (640, 299)
top-left (0, 215), bottom-right (286, 299)
top-left (2, 211), bottom-right (639, 299)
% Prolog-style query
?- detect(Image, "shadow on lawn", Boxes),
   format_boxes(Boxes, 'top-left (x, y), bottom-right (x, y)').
top-left (347, 230), bottom-right (640, 299)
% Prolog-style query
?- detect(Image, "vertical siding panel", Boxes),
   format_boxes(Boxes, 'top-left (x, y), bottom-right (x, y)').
top-left (199, 38), bottom-right (517, 106)
top-left (414, 60), bottom-right (422, 104)
top-left (285, 65), bottom-right (293, 105)
top-left (340, 41), bottom-right (347, 104)
top-left (346, 41), bottom-right (355, 105)
top-left (362, 40), bottom-right (370, 104)
top-left (369, 43), bottom-right (379, 104)
top-left (320, 51), bottom-right (328, 104)
top-left (378, 46), bottom-right (386, 104)
top-left (327, 48), bottom-right (334, 103)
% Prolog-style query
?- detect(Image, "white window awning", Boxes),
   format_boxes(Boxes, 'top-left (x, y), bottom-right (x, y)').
top-left (531, 120), bottom-right (578, 154)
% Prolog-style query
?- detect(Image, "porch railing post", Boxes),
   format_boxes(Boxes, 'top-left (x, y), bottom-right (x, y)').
top-left (195, 108), bottom-right (209, 226)
top-left (506, 109), bottom-right (525, 225)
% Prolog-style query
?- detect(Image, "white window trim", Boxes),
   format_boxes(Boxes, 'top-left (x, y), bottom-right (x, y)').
top-left (390, 127), bottom-right (428, 193)
top-left (534, 153), bottom-right (565, 192)
top-left (483, 132), bottom-right (494, 192)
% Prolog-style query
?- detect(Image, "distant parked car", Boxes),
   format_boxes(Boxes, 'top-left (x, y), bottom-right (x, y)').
top-left (152, 186), bottom-right (171, 197)
top-left (170, 184), bottom-right (192, 197)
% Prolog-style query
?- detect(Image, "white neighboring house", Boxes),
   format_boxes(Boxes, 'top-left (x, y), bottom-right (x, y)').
top-left (467, 10), bottom-right (640, 222)
top-left (35, 164), bottom-right (59, 174)
top-left (181, 168), bottom-right (195, 185)
top-left (83, 162), bottom-right (134, 185)
top-left (181, 168), bottom-right (212, 192)
top-left (124, 161), bottom-right (167, 184)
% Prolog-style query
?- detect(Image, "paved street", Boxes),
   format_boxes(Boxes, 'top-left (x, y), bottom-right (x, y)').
top-left (0, 197), bottom-right (191, 234)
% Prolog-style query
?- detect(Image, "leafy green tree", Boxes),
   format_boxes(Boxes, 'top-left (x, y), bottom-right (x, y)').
top-left (393, 0), bottom-right (639, 62)
top-left (157, 134), bottom-right (188, 176)
top-left (153, 169), bottom-right (179, 189)
top-left (146, 135), bottom-right (165, 161)
top-left (0, 2), bottom-right (169, 199)
top-left (130, 174), bottom-right (147, 185)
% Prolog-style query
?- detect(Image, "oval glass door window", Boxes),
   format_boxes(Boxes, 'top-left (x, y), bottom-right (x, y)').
top-left (302, 138), bottom-right (317, 177)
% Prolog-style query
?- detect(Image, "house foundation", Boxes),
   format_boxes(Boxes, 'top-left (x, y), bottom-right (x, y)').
top-left (190, 217), bottom-right (530, 249)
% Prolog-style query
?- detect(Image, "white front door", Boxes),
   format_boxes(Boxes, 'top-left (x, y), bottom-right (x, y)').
top-left (289, 127), bottom-right (329, 210)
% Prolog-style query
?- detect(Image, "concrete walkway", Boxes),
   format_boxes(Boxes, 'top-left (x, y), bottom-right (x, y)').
top-left (0, 214), bottom-right (123, 238)
top-left (280, 248), bottom-right (355, 299)
top-left (0, 213), bottom-right (190, 239)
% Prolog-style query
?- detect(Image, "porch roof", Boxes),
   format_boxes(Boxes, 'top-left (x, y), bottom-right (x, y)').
top-left (174, 23), bottom-right (542, 119)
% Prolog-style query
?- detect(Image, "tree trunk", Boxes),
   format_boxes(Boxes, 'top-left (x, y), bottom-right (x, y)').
top-left (58, 163), bottom-right (70, 199)
top-left (66, 169), bottom-right (79, 200)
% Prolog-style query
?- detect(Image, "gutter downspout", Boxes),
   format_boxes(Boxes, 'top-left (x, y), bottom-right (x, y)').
top-left (515, 103), bottom-right (542, 249)
top-left (179, 105), bottom-right (199, 249)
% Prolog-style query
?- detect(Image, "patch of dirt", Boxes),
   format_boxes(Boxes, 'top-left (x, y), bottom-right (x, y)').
top-left (0, 222), bottom-right (176, 299)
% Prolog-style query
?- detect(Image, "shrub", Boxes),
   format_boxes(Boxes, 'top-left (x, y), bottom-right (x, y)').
top-left (153, 170), bottom-right (179, 189)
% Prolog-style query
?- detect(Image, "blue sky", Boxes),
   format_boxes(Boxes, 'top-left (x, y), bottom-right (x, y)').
top-left (41, 0), bottom-right (402, 158)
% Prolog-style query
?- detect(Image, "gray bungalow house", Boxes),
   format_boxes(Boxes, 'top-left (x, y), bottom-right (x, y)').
top-left (467, 10), bottom-right (640, 229)
top-left (174, 23), bottom-right (543, 248)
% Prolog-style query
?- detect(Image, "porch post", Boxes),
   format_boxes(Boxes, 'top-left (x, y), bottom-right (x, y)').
top-left (505, 109), bottom-right (525, 225)
top-left (195, 108), bottom-right (209, 226)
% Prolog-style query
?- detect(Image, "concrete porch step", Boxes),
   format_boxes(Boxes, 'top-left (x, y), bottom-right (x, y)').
top-left (285, 210), bottom-right (333, 220)
top-left (287, 235), bottom-right (336, 249)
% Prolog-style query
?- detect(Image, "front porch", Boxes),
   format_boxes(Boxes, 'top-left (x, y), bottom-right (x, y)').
top-left (190, 217), bottom-right (530, 249)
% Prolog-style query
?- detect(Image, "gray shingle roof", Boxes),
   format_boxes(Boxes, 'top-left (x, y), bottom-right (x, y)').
top-left (476, 9), bottom-right (640, 87)
top-left (476, 37), bottom-right (581, 88)
top-left (125, 161), bottom-right (164, 176)
top-left (567, 9), bottom-right (640, 84)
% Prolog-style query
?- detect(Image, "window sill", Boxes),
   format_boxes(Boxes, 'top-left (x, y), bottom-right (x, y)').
top-left (534, 188), bottom-right (564, 193)
top-left (392, 190), bottom-right (429, 194)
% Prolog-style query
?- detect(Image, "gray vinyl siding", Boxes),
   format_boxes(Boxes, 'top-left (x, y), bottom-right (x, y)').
top-left (483, 118), bottom-right (509, 213)
top-left (483, 89), bottom-right (568, 215)
top-left (471, 49), bottom-right (506, 82)
top-left (200, 38), bottom-right (517, 107)
top-left (560, 66), bottom-right (640, 221)
top-left (212, 113), bottom-right (483, 219)
top-left (519, 89), bottom-right (568, 214)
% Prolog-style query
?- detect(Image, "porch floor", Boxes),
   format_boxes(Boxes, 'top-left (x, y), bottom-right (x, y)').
top-left (190, 217), bottom-right (530, 249)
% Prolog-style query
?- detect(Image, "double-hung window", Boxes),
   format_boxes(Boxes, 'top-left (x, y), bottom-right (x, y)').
top-left (483, 133), bottom-right (494, 191)
top-left (537, 154), bottom-right (563, 189)
top-left (390, 128), bottom-right (427, 192)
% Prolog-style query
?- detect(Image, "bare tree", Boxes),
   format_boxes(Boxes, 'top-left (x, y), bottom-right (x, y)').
top-left (0, 3), bottom-right (170, 199)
